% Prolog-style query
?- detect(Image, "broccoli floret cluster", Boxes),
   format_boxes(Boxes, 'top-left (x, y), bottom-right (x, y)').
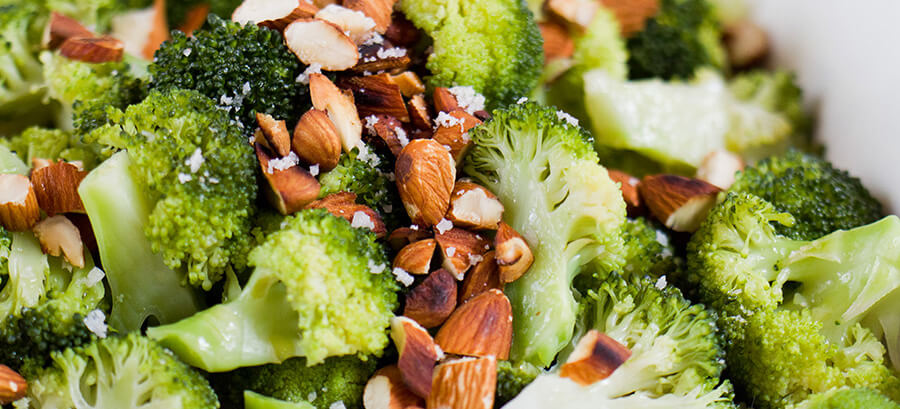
top-left (1, 127), bottom-right (104, 170)
top-left (0, 2), bottom-right (49, 136)
top-left (729, 70), bottom-right (813, 150)
top-left (792, 388), bottom-right (900, 409)
top-left (496, 360), bottom-right (542, 406)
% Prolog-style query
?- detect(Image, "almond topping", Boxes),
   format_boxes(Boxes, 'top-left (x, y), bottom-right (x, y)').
top-left (607, 169), bottom-right (642, 216)
top-left (59, 36), bottom-right (124, 63)
top-left (599, 0), bottom-right (660, 36)
top-left (346, 74), bottom-right (410, 123)
top-left (446, 182), bottom-right (504, 230)
top-left (178, 4), bottom-right (211, 35)
top-left (539, 22), bottom-right (574, 60)
top-left (494, 223), bottom-right (534, 284)
top-left (142, 0), bottom-right (170, 60)
top-left (384, 13), bottom-right (420, 46)
top-left (407, 94), bottom-right (432, 131)
top-left (395, 139), bottom-right (457, 227)
top-left (560, 330), bottom-right (632, 386)
top-left (284, 19), bottom-right (359, 70)
top-left (387, 227), bottom-right (432, 251)
top-left (434, 289), bottom-right (513, 359)
top-left (256, 113), bottom-right (292, 157)
top-left (459, 251), bottom-right (501, 304)
top-left (432, 110), bottom-right (481, 164)
top-left (0, 364), bottom-right (27, 405)
top-left (427, 356), bottom-right (497, 409)
top-left (546, 0), bottom-right (599, 30)
top-left (391, 72), bottom-right (427, 97)
top-left (404, 269), bottom-right (457, 328)
top-left (367, 115), bottom-right (406, 156)
top-left (432, 87), bottom-right (459, 113)
top-left (0, 174), bottom-right (41, 232)
top-left (435, 228), bottom-right (489, 280)
top-left (33, 215), bottom-right (86, 268)
top-left (31, 160), bottom-right (88, 215)
top-left (344, 0), bottom-right (396, 34)
top-left (316, 4), bottom-right (377, 44)
top-left (292, 109), bottom-right (342, 171)
top-left (391, 316), bottom-right (443, 399)
top-left (724, 19), bottom-right (769, 69)
top-left (43, 12), bottom-right (94, 50)
top-left (309, 73), bottom-right (363, 152)
top-left (232, 0), bottom-right (318, 31)
top-left (695, 150), bottom-right (745, 190)
top-left (393, 238), bottom-right (437, 276)
top-left (351, 52), bottom-right (412, 74)
top-left (638, 174), bottom-right (722, 232)
top-left (255, 143), bottom-right (321, 214)
top-left (305, 192), bottom-right (387, 237)
top-left (364, 365), bottom-right (425, 409)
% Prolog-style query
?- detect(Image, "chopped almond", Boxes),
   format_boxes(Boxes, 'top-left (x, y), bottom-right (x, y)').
top-left (309, 73), bottom-right (363, 152)
top-left (346, 74), bottom-right (410, 123)
top-left (391, 316), bottom-right (442, 399)
top-left (433, 87), bottom-right (459, 113)
top-left (178, 4), bottom-right (211, 35)
top-left (43, 12), bottom-right (94, 50)
top-left (696, 150), bottom-right (745, 190)
top-left (315, 4), bottom-right (377, 44)
top-left (59, 36), bottom-right (124, 63)
top-left (560, 330), bottom-right (631, 385)
top-left (539, 21), bottom-right (575, 60)
top-left (435, 228), bottom-right (490, 280)
top-left (32, 215), bottom-right (86, 268)
top-left (607, 169), bottom-right (642, 216)
top-left (459, 251), bottom-right (501, 304)
top-left (256, 113), bottom-right (292, 157)
top-left (434, 289), bottom-right (513, 359)
top-left (305, 192), bottom-right (386, 237)
top-left (432, 110), bottom-right (482, 164)
top-left (395, 139), bottom-right (457, 227)
top-left (0, 364), bottom-right (27, 405)
top-left (344, 0), bottom-right (396, 34)
top-left (383, 13), bottom-right (420, 47)
top-left (363, 366), bottom-right (425, 409)
top-left (638, 174), bottom-right (721, 232)
top-left (255, 143), bottom-right (320, 214)
top-left (0, 174), bottom-right (41, 232)
top-left (232, 0), bottom-right (318, 30)
top-left (599, 0), bottom-right (660, 36)
top-left (292, 109), bottom-right (343, 171)
top-left (393, 238), bottom-right (437, 276)
top-left (724, 19), bottom-right (769, 69)
top-left (390, 72), bottom-right (427, 97)
top-left (284, 19), bottom-right (359, 70)
top-left (494, 223), bottom-right (534, 284)
top-left (30, 160), bottom-right (87, 215)
top-left (387, 227), bottom-right (432, 251)
top-left (546, 0), bottom-right (599, 30)
top-left (407, 94), bottom-right (431, 131)
top-left (142, 0), bottom-right (170, 60)
top-left (427, 356), bottom-right (497, 409)
top-left (446, 182), bottom-right (503, 230)
top-left (366, 115), bottom-right (407, 157)
top-left (404, 269), bottom-right (458, 328)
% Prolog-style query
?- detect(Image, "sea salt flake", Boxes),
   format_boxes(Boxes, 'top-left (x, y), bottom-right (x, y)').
top-left (376, 47), bottom-right (407, 59)
top-left (296, 63), bottom-right (323, 84)
top-left (351, 211), bottom-right (375, 230)
top-left (655, 275), bottom-right (668, 290)
top-left (556, 110), bottom-right (579, 127)
top-left (392, 267), bottom-right (414, 287)
top-left (83, 310), bottom-right (108, 338)
top-left (435, 218), bottom-right (453, 234)
top-left (186, 147), bottom-right (205, 173)
top-left (266, 151), bottom-right (300, 174)
top-left (309, 164), bottom-right (320, 176)
top-left (448, 86), bottom-right (486, 114)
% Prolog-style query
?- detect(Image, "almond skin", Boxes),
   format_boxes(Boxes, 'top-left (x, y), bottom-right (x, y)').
top-left (293, 109), bottom-right (342, 171)
top-left (305, 192), bottom-right (387, 237)
top-left (257, 112), bottom-right (292, 157)
top-left (233, 0), bottom-right (319, 31)
top-left (407, 94), bottom-right (432, 131)
top-left (391, 72), bottom-right (427, 97)
top-left (346, 74), bottom-right (410, 123)
top-left (367, 115), bottom-right (407, 157)
top-left (344, 0), bottom-right (395, 33)
top-left (391, 316), bottom-right (442, 399)
top-left (43, 11), bottom-right (94, 50)
top-left (404, 269), bottom-right (458, 328)
top-left (599, 0), bottom-right (660, 36)
top-left (432, 110), bottom-right (481, 164)
top-left (395, 139), bottom-right (457, 227)
top-left (427, 356), bottom-right (497, 409)
top-left (459, 251), bottom-right (501, 304)
top-left (638, 174), bottom-right (722, 232)
top-left (432, 87), bottom-right (459, 113)
top-left (607, 169), bottom-right (643, 216)
top-left (393, 238), bottom-right (437, 276)
top-left (0, 174), bottom-right (41, 232)
top-left (308, 73), bottom-right (363, 152)
top-left (255, 143), bottom-right (321, 214)
top-left (560, 330), bottom-right (632, 386)
top-left (30, 160), bottom-right (87, 215)
top-left (284, 19), bottom-right (359, 70)
top-left (435, 228), bottom-right (490, 280)
top-left (539, 21), bottom-right (575, 60)
top-left (0, 364), bottom-right (26, 404)
top-left (434, 289), bottom-right (513, 360)
top-left (59, 36), bottom-right (124, 63)
top-left (494, 223), bottom-right (534, 284)
top-left (363, 365), bottom-right (425, 409)
top-left (387, 227), bottom-right (432, 251)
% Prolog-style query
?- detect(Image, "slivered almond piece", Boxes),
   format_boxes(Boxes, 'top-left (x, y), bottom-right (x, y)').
top-left (395, 139), bottom-right (456, 226)
top-left (696, 150), bottom-right (745, 190)
top-left (724, 19), bottom-right (769, 68)
top-left (292, 109), bottom-right (342, 171)
top-left (255, 143), bottom-right (320, 214)
top-left (387, 227), bottom-right (431, 251)
top-left (391, 72), bottom-right (426, 97)
top-left (435, 289), bottom-right (512, 359)
top-left (33, 215), bottom-right (85, 268)
top-left (364, 366), bottom-right (425, 409)
top-left (142, 0), bottom-right (170, 60)
top-left (284, 19), bottom-right (358, 70)
top-left (31, 160), bottom-right (87, 215)
top-left (346, 74), bottom-right (410, 122)
top-left (407, 94), bottom-right (431, 131)
top-left (459, 251), bottom-right (501, 304)
top-left (638, 174), bottom-right (721, 233)
top-left (391, 316), bottom-right (442, 399)
top-left (433, 88), bottom-right (459, 113)
top-left (316, 4), bottom-right (377, 44)
top-left (404, 269), bottom-right (457, 328)
top-left (178, 3), bottom-right (211, 35)
top-left (59, 36), bottom-right (124, 63)
top-left (607, 169), bottom-right (642, 216)
top-left (547, 0), bottom-right (599, 30)
top-left (0, 364), bottom-right (27, 405)
top-left (344, 0), bottom-right (396, 34)
top-left (367, 115), bottom-right (407, 156)
top-left (560, 330), bottom-right (631, 385)
top-left (0, 174), bottom-right (40, 232)
top-left (427, 356), bottom-right (497, 409)
top-left (435, 228), bottom-right (489, 280)
top-left (599, 0), bottom-right (660, 36)
top-left (305, 192), bottom-right (386, 237)
top-left (432, 110), bottom-right (481, 163)
top-left (351, 54), bottom-right (412, 74)
top-left (309, 73), bottom-right (363, 151)
top-left (43, 12), bottom-right (94, 50)
top-left (233, 0), bottom-right (318, 30)
top-left (539, 22), bottom-right (574, 60)
top-left (447, 182), bottom-right (503, 230)
top-left (393, 238), bottom-right (437, 276)
top-left (494, 223), bottom-right (534, 284)
top-left (256, 113), bottom-right (291, 157)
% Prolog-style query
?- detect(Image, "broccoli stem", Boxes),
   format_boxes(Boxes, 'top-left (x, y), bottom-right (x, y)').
top-left (243, 391), bottom-right (315, 409)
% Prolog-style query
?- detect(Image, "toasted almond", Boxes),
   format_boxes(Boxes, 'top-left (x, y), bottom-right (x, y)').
top-left (539, 21), bottom-right (575, 60)
top-left (309, 73), bottom-right (363, 152)
top-left (432, 87), bottom-right (459, 113)
top-left (393, 238), bottom-right (437, 276)
top-left (407, 94), bottom-right (431, 131)
top-left (724, 19), bottom-right (769, 69)
top-left (0, 174), bottom-right (41, 232)
top-left (31, 160), bottom-right (87, 216)
top-left (233, 0), bottom-right (318, 30)
top-left (391, 72), bottom-right (427, 97)
top-left (316, 4), bottom-right (377, 44)
top-left (638, 174), bottom-right (722, 232)
top-left (305, 192), bottom-right (387, 237)
top-left (284, 19), bottom-right (359, 70)
top-left (344, 0), bottom-right (396, 34)
top-left (364, 366), bottom-right (425, 409)
top-left (367, 115), bottom-right (407, 157)
top-left (427, 356), bottom-right (497, 409)
top-left (404, 269), bottom-right (458, 328)
top-left (383, 13), bottom-right (420, 47)
top-left (607, 169), bottom-right (642, 216)
top-left (142, 0), bottom-right (170, 60)
top-left (560, 330), bottom-right (631, 386)
top-left (31, 158), bottom-right (54, 171)
top-left (346, 74), bottom-right (410, 123)
top-left (599, 0), bottom-right (660, 36)
top-left (395, 139), bottom-right (456, 227)
top-left (43, 12), bottom-right (94, 50)
top-left (546, 0), bottom-right (599, 30)
top-left (391, 316), bottom-right (443, 399)
top-left (65, 213), bottom-right (97, 257)
top-left (435, 228), bottom-right (489, 280)
top-left (292, 109), bottom-right (343, 171)
top-left (435, 289), bottom-right (512, 359)
top-left (387, 226), bottom-right (432, 251)
top-left (0, 364), bottom-right (27, 405)
top-left (351, 54), bottom-right (412, 74)
top-left (59, 36), bottom-right (124, 63)
top-left (314, 0), bottom-right (339, 7)
top-left (459, 251), bottom-right (501, 304)
top-left (432, 110), bottom-right (481, 164)
top-left (110, 7), bottom-right (156, 59)
top-left (32, 215), bottom-right (85, 268)
top-left (446, 182), bottom-right (504, 230)
top-left (494, 223), bottom-right (534, 284)
top-left (696, 150), bottom-right (745, 190)
top-left (255, 143), bottom-right (321, 214)
top-left (178, 3), bottom-right (211, 35)
top-left (256, 113), bottom-right (292, 157)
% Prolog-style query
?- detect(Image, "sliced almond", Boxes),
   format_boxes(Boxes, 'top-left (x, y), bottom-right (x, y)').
top-left (0, 174), bottom-right (41, 232)
top-left (292, 109), bottom-right (342, 171)
top-left (638, 174), bottom-right (722, 233)
top-left (387, 226), bottom-right (431, 251)
top-left (724, 19), bottom-right (769, 69)
top-left (404, 269), bottom-right (457, 328)
top-left (346, 74), bottom-right (410, 123)
top-left (607, 169), bottom-right (642, 216)
top-left (432, 110), bottom-right (481, 164)
top-left (284, 19), bottom-right (359, 70)
top-left (494, 222), bottom-right (534, 284)
top-left (459, 251), bottom-right (501, 304)
top-left (435, 228), bottom-right (489, 280)
top-left (391, 72), bottom-right (426, 97)
top-left (0, 364), bottom-right (27, 405)
top-left (31, 160), bottom-right (87, 215)
top-left (305, 192), bottom-right (387, 237)
top-left (43, 12), bottom-right (94, 50)
top-left (367, 115), bottom-right (407, 156)
top-left (599, 0), bottom-right (660, 36)
top-left (142, 0), bottom-right (170, 60)
top-left (344, 0), bottom-right (396, 34)
top-left (316, 4), bottom-right (377, 44)
top-left (560, 330), bottom-right (632, 386)
top-left (395, 139), bottom-right (457, 227)
top-left (427, 356), bottom-right (497, 409)
top-left (391, 316), bottom-right (443, 399)
top-left (435, 289), bottom-right (513, 359)
top-left (696, 150), bottom-right (745, 190)
top-left (256, 113), bottom-right (292, 157)
top-left (59, 36), bottom-right (124, 63)
top-left (178, 3), bottom-right (211, 35)
top-left (393, 238), bottom-right (437, 276)
top-left (351, 53), bottom-right (412, 74)
top-left (407, 94), bottom-right (431, 131)
top-left (364, 365), bottom-right (425, 409)
top-left (433, 88), bottom-right (459, 113)
top-left (255, 143), bottom-right (321, 214)
top-left (309, 73), bottom-right (363, 152)
top-left (539, 21), bottom-right (574, 61)
top-left (32, 215), bottom-right (85, 268)
top-left (546, 0), bottom-right (599, 30)
top-left (233, 0), bottom-right (318, 30)
top-left (446, 182), bottom-right (504, 230)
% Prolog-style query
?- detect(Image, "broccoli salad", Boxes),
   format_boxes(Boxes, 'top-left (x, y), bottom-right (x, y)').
top-left (0, 0), bottom-right (898, 408)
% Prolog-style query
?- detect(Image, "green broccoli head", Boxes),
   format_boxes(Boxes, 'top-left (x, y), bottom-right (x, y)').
top-left (244, 391), bottom-right (316, 409)
top-left (318, 148), bottom-right (407, 230)
top-left (147, 209), bottom-right (400, 372)
top-left (729, 70), bottom-right (813, 150)
top-left (2, 127), bottom-right (106, 170)
top-left (626, 0), bottom-right (725, 80)
top-left (150, 15), bottom-right (308, 132)
top-left (496, 360), bottom-right (543, 406)
top-left (23, 333), bottom-right (219, 409)
top-left (398, 0), bottom-right (544, 108)
top-left (791, 387), bottom-right (900, 409)
top-left (464, 102), bottom-right (627, 366)
top-left (729, 151), bottom-right (883, 240)
top-left (0, 2), bottom-right (50, 136)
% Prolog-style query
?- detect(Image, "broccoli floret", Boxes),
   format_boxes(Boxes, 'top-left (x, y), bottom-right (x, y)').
top-left (463, 102), bottom-right (627, 367)
top-left (318, 149), bottom-right (407, 229)
top-left (729, 151), bottom-right (883, 240)
top-left (216, 356), bottom-right (377, 409)
top-left (626, 0), bottom-right (725, 80)
top-left (398, 0), bottom-right (543, 108)
top-left (147, 209), bottom-right (400, 372)
top-left (150, 15), bottom-right (308, 132)
top-left (22, 333), bottom-right (219, 408)
top-left (686, 192), bottom-right (900, 408)
top-left (729, 70), bottom-right (812, 151)
top-left (244, 391), bottom-right (315, 409)
top-left (792, 388), bottom-right (900, 409)
top-left (0, 231), bottom-right (106, 368)
top-left (2, 127), bottom-right (105, 170)
top-left (496, 360), bottom-right (542, 406)
top-left (0, 2), bottom-right (50, 136)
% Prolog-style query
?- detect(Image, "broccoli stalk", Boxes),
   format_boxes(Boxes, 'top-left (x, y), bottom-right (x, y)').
top-left (792, 388), bottom-right (900, 409)
top-left (147, 210), bottom-right (399, 372)
top-left (244, 391), bottom-right (315, 409)
top-left (0, 2), bottom-right (50, 136)
top-left (0, 144), bottom-right (28, 175)
top-left (2, 127), bottom-right (106, 171)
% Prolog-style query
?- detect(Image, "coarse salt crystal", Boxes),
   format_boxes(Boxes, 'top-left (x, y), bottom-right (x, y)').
top-left (556, 110), bottom-right (579, 127)
top-left (351, 211), bottom-right (375, 230)
top-left (395, 127), bottom-right (409, 147)
top-left (448, 86), bottom-right (486, 114)
top-left (296, 63), bottom-right (323, 85)
top-left (364, 115), bottom-right (380, 135)
top-left (655, 275), bottom-right (668, 290)
top-left (446, 247), bottom-right (457, 257)
top-left (309, 164), bottom-right (320, 177)
top-left (83, 309), bottom-right (108, 338)
top-left (516, 97), bottom-right (528, 104)
top-left (85, 267), bottom-right (105, 287)
top-left (368, 260), bottom-right (386, 274)
top-left (177, 173), bottom-right (192, 184)
top-left (186, 147), bottom-right (204, 173)
top-left (435, 218), bottom-right (453, 234)
top-left (376, 47), bottom-right (407, 59)
top-left (392, 267), bottom-right (414, 287)
top-left (267, 151), bottom-right (300, 174)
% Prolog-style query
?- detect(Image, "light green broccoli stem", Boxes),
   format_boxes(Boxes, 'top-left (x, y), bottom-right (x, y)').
top-left (0, 145), bottom-right (29, 175)
top-left (0, 232), bottom-right (48, 322)
top-left (244, 391), bottom-right (315, 409)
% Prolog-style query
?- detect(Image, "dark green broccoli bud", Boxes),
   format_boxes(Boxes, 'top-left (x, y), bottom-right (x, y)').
top-left (2, 127), bottom-right (106, 170)
top-left (792, 388), bottom-right (900, 409)
top-left (244, 391), bottom-right (315, 409)
top-left (147, 209), bottom-right (400, 372)
top-left (729, 151), bottom-right (883, 240)
top-left (626, 0), bottom-right (725, 80)
top-left (0, 2), bottom-right (51, 136)
top-left (318, 148), bottom-right (407, 229)
top-left (729, 70), bottom-right (813, 151)
top-left (398, 0), bottom-right (543, 108)
top-left (150, 14), bottom-right (308, 132)
top-left (495, 360), bottom-right (542, 406)
top-left (22, 333), bottom-right (219, 408)
top-left (464, 102), bottom-right (627, 367)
